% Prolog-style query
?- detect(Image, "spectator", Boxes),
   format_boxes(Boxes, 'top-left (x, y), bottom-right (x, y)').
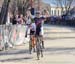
top-left (12, 15), bottom-right (18, 25)
top-left (25, 9), bottom-right (32, 37)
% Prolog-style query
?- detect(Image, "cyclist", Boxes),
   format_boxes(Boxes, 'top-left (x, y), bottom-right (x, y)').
top-left (34, 11), bottom-right (45, 48)
top-left (30, 19), bottom-right (36, 49)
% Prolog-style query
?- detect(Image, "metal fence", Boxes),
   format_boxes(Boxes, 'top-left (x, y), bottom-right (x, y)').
top-left (0, 24), bottom-right (28, 50)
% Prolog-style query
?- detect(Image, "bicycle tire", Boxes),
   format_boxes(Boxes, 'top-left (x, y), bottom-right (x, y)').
top-left (36, 37), bottom-right (41, 60)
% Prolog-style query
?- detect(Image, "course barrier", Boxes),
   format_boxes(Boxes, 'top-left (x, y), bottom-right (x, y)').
top-left (0, 24), bottom-right (30, 50)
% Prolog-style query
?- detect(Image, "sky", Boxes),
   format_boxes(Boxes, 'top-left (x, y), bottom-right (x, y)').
top-left (42, 0), bottom-right (50, 4)
top-left (42, 0), bottom-right (56, 6)
top-left (42, 0), bottom-right (75, 7)
top-left (42, 0), bottom-right (52, 4)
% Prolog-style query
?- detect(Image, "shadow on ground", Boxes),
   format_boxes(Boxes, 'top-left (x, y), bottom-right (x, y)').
top-left (0, 57), bottom-right (32, 62)
top-left (44, 32), bottom-right (75, 34)
top-left (0, 49), bottom-right (29, 56)
top-left (0, 47), bottom-right (75, 56)
top-left (44, 47), bottom-right (75, 55)
top-left (44, 37), bottom-right (75, 40)
top-left (0, 47), bottom-right (75, 62)
top-left (0, 49), bottom-right (32, 62)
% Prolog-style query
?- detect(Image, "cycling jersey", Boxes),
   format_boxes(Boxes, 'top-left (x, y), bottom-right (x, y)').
top-left (34, 17), bottom-right (45, 36)
top-left (30, 23), bottom-right (36, 31)
top-left (34, 17), bottom-right (45, 27)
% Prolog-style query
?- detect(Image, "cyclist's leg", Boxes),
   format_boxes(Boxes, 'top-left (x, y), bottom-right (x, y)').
top-left (32, 35), bottom-right (36, 52)
top-left (32, 35), bottom-right (35, 48)
top-left (40, 26), bottom-right (45, 48)
top-left (32, 35), bottom-right (35, 51)
top-left (30, 30), bottom-right (36, 50)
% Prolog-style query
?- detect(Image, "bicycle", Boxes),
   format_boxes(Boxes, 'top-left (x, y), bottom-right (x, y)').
top-left (36, 35), bottom-right (43, 60)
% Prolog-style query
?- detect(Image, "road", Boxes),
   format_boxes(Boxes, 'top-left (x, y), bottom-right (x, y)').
top-left (0, 25), bottom-right (75, 64)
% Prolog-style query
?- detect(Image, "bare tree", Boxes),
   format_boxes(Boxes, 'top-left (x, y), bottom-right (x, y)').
top-left (10, 0), bottom-right (17, 15)
top-left (53, 0), bottom-right (74, 15)
top-left (10, 0), bottom-right (31, 16)
top-left (0, 0), bottom-right (10, 24)
top-left (16, 0), bottom-right (30, 15)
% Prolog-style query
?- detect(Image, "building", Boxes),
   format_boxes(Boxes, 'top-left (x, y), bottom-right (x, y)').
top-left (40, 2), bottom-right (66, 16)
top-left (50, 7), bottom-right (66, 16)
